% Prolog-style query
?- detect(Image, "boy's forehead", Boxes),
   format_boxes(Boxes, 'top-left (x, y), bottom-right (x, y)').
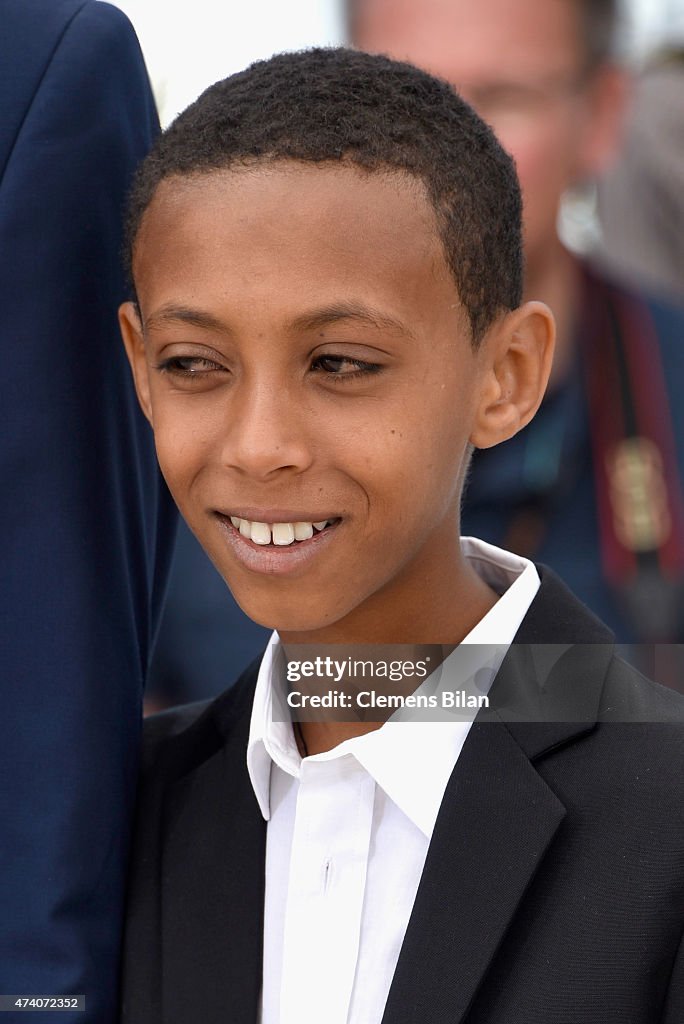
top-left (132, 162), bottom-right (461, 321)
top-left (137, 162), bottom-right (437, 247)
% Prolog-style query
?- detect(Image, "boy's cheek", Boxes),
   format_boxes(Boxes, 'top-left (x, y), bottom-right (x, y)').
top-left (150, 428), bottom-right (202, 512)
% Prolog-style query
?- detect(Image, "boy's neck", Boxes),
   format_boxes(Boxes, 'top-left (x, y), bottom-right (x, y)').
top-left (287, 552), bottom-right (500, 756)
top-left (279, 546), bottom-right (499, 647)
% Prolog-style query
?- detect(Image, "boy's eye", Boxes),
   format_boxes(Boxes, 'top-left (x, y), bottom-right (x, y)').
top-left (154, 353), bottom-right (382, 382)
top-left (155, 356), bottom-right (224, 376)
top-left (311, 354), bottom-right (381, 380)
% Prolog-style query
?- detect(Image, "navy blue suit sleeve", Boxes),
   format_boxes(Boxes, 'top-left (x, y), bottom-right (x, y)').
top-left (0, 3), bottom-right (177, 1021)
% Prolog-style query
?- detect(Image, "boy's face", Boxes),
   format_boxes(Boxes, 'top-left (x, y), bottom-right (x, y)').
top-left (121, 164), bottom-right (547, 639)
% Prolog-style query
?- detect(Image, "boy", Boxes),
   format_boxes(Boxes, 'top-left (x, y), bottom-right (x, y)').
top-left (118, 49), bottom-right (684, 1023)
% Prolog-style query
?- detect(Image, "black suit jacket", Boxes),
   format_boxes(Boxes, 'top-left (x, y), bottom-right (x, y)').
top-left (121, 568), bottom-right (684, 1023)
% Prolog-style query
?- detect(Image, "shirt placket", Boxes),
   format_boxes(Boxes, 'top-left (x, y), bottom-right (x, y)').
top-left (279, 755), bottom-right (375, 1024)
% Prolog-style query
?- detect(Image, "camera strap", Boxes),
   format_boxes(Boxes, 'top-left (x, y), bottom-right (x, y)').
top-left (582, 267), bottom-right (684, 641)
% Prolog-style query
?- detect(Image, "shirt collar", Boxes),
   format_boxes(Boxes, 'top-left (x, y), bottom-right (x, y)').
top-left (246, 537), bottom-right (540, 834)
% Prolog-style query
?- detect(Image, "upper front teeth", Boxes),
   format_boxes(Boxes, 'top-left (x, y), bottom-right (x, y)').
top-left (229, 516), bottom-right (331, 546)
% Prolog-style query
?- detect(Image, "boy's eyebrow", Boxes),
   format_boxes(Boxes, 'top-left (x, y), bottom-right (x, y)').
top-left (143, 301), bottom-right (416, 340)
top-left (143, 305), bottom-right (226, 334)
top-left (289, 301), bottom-right (416, 339)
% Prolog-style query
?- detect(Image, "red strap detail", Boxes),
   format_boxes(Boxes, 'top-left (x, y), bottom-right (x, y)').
top-left (614, 287), bottom-right (684, 575)
top-left (582, 267), bottom-right (684, 583)
top-left (582, 271), bottom-right (636, 582)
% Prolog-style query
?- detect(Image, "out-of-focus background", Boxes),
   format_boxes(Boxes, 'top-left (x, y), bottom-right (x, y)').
top-left (112, 0), bottom-right (346, 127)
top-left (113, 0), bottom-right (679, 128)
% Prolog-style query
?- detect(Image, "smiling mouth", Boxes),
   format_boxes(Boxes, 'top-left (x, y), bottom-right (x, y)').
top-left (216, 514), bottom-right (342, 548)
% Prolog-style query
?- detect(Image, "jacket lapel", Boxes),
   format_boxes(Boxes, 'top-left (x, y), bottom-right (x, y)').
top-left (381, 715), bottom-right (566, 1024)
top-left (160, 702), bottom-right (266, 1024)
top-left (382, 566), bottom-right (614, 1024)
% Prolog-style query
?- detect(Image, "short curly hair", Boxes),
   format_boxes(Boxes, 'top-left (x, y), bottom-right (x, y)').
top-left (125, 47), bottom-right (523, 344)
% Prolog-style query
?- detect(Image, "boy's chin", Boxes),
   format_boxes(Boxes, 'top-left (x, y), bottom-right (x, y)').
top-left (230, 591), bottom-right (349, 637)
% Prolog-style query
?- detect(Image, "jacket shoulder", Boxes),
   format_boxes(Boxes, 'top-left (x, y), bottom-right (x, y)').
top-left (140, 655), bottom-right (262, 780)
top-left (600, 653), bottom-right (684, 725)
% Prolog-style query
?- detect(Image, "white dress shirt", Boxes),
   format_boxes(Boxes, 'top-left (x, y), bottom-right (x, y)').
top-left (246, 537), bottom-right (540, 1024)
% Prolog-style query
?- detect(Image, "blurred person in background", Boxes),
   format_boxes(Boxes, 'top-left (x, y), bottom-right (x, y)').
top-left (352, 0), bottom-right (684, 647)
top-left (0, 1), bottom-right (176, 1020)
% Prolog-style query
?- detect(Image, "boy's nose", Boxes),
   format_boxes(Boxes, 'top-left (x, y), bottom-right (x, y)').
top-left (219, 378), bottom-right (314, 480)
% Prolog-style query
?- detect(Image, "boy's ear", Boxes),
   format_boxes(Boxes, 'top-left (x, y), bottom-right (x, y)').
top-left (119, 301), bottom-right (153, 426)
top-left (469, 301), bottom-right (555, 450)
